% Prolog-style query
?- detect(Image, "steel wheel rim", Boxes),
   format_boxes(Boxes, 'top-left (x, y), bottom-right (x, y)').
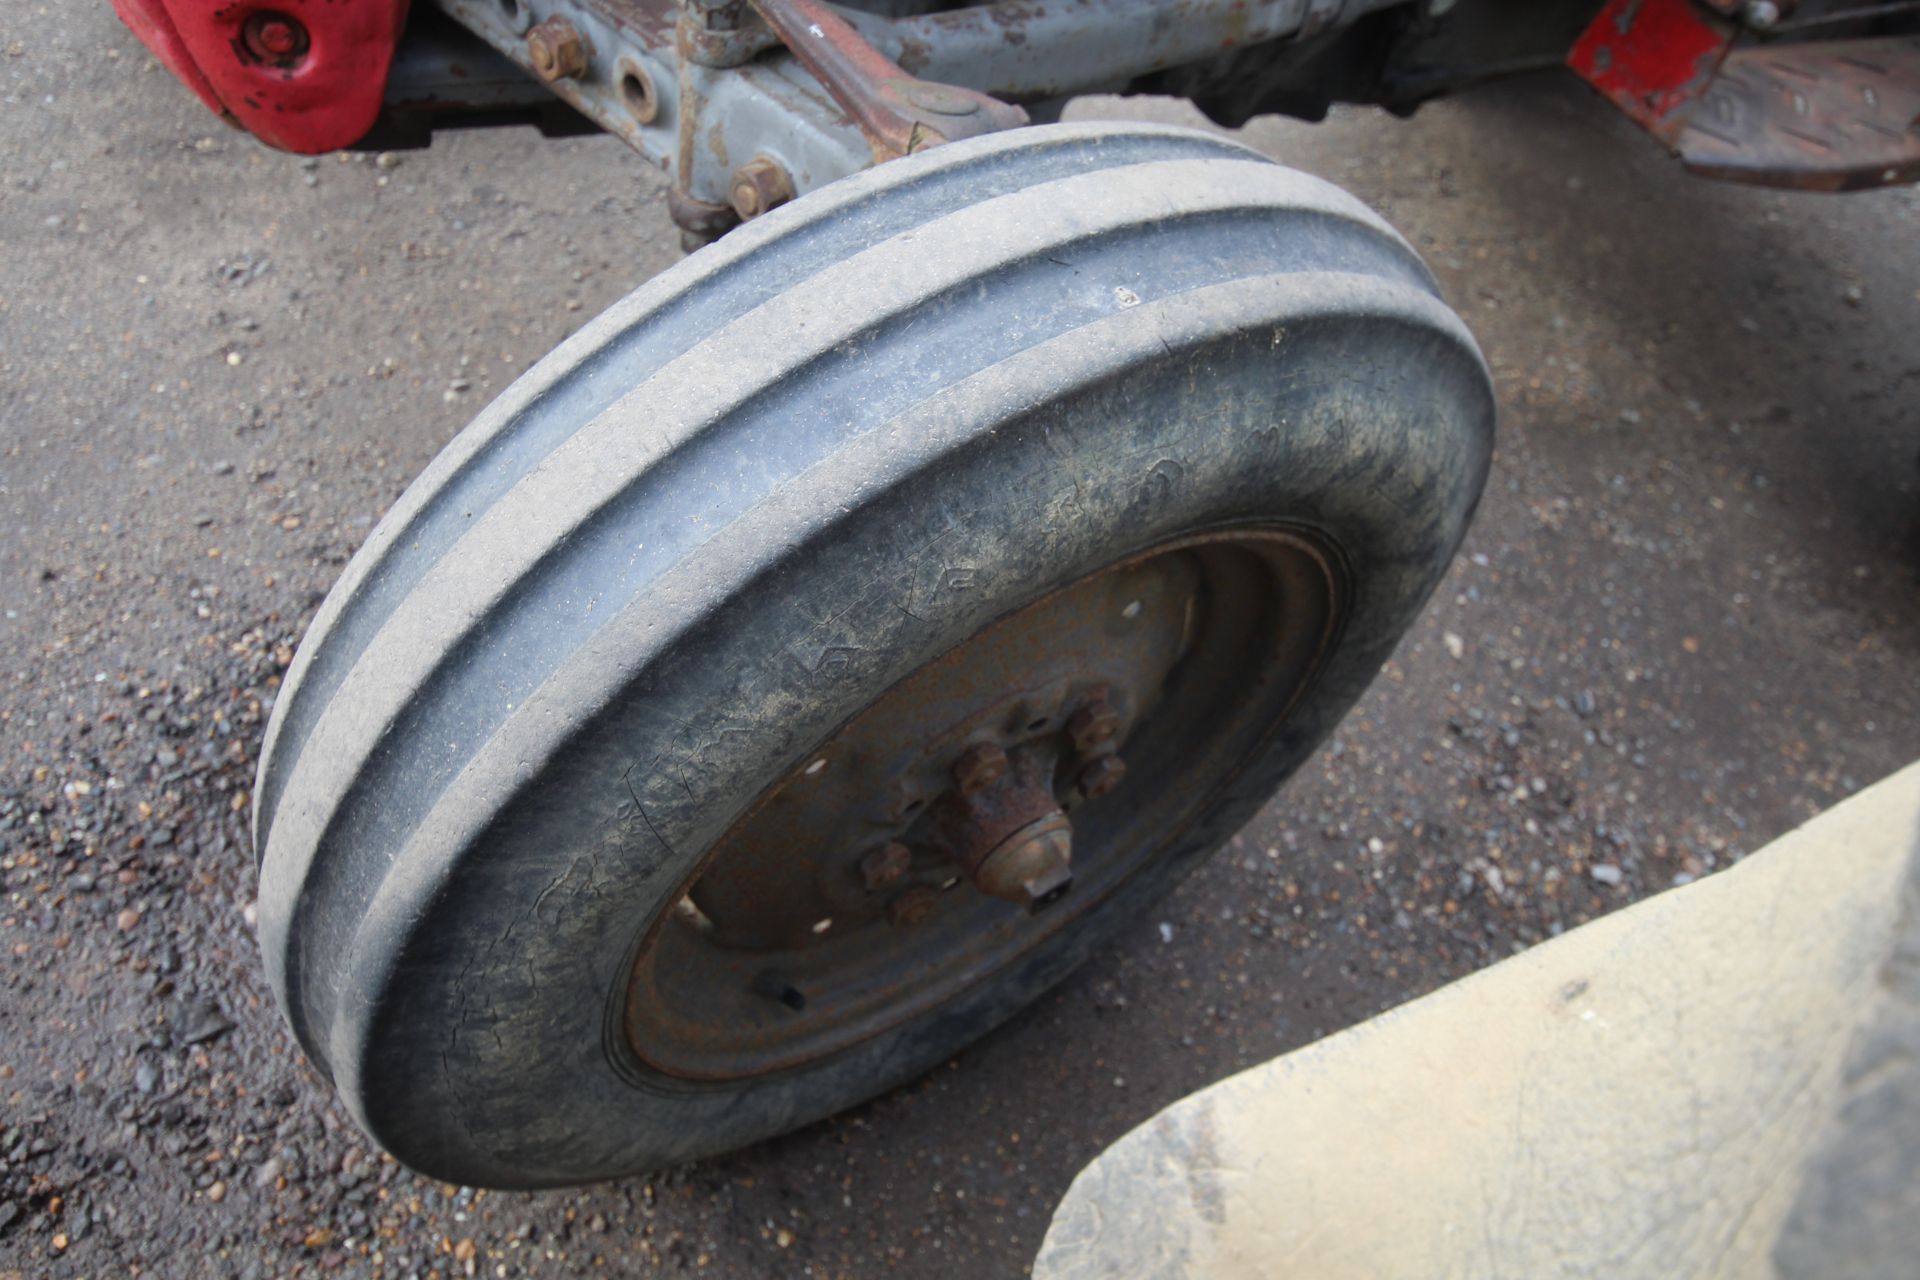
top-left (623, 527), bottom-right (1344, 1081)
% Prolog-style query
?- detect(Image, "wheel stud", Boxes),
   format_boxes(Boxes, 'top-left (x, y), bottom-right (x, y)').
top-left (951, 742), bottom-right (1008, 796)
top-left (859, 841), bottom-right (911, 891)
top-left (887, 884), bottom-right (938, 927)
top-left (1066, 690), bottom-right (1121, 752)
top-left (1078, 754), bottom-right (1127, 799)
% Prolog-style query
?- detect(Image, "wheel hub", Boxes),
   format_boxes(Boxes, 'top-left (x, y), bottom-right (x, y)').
top-left (935, 745), bottom-right (1077, 911)
top-left (623, 529), bottom-right (1342, 1081)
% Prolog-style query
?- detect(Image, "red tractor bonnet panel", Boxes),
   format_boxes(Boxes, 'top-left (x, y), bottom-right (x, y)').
top-left (112, 0), bottom-right (411, 154)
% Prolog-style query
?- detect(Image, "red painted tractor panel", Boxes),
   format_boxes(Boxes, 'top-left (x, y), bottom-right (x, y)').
top-left (111, 0), bottom-right (410, 153)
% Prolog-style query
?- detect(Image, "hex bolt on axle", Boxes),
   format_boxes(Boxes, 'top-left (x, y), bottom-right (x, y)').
top-left (730, 155), bottom-right (795, 220)
top-left (527, 16), bottom-right (591, 82)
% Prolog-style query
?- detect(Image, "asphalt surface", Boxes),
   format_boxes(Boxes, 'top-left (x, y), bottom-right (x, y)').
top-left (4, 8), bottom-right (1919, 1279)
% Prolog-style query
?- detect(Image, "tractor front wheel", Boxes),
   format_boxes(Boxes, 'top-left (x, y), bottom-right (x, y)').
top-left (253, 122), bottom-right (1493, 1187)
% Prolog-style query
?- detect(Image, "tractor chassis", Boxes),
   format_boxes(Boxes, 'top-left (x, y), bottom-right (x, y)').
top-left (389, 0), bottom-right (1405, 246)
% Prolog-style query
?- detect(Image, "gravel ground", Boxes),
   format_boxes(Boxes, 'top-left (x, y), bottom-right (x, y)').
top-left (4, 9), bottom-right (1919, 1279)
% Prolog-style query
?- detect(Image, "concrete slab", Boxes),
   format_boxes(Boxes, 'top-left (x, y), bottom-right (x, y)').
top-left (1036, 761), bottom-right (1920, 1280)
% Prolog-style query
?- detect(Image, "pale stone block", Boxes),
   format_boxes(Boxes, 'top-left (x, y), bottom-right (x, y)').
top-left (1036, 761), bottom-right (1920, 1280)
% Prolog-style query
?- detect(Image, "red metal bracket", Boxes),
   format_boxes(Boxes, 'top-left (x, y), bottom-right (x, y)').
top-left (112, 0), bottom-right (412, 153)
top-left (1568, 0), bottom-right (1738, 143)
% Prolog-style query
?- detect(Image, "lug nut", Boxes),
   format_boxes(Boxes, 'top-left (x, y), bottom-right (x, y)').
top-left (1066, 692), bottom-right (1121, 753)
top-left (887, 884), bottom-right (938, 927)
top-left (729, 155), bottom-right (795, 220)
top-left (951, 742), bottom-right (1008, 797)
top-left (1078, 754), bottom-right (1127, 800)
top-left (860, 841), bottom-right (912, 891)
top-left (527, 17), bottom-right (590, 81)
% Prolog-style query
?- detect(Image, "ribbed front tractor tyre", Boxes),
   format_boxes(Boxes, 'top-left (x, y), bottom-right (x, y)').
top-left (253, 122), bottom-right (1493, 1188)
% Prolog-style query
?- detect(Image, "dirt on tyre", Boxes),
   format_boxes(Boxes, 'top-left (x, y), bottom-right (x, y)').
top-left (253, 121), bottom-right (1494, 1187)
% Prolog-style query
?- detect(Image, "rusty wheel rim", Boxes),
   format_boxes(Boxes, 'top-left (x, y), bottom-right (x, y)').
top-left (624, 528), bottom-right (1344, 1081)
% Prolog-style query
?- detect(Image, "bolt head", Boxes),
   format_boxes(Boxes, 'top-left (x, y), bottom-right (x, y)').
top-left (1066, 696), bottom-right (1121, 753)
top-left (860, 841), bottom-right (912, 892)
top-left (527, 17), bottom-right (590, 81)
top-left (241, 12), bottom-right (308, 66)
top-left (729, 155), bottom-right (794, 221)
top-left (1078, 754), bottom-right (1127, 800)
top-left (951, 743), bottom-right (1009, 796)
top-left (887, 885), bottom-right (938, 927)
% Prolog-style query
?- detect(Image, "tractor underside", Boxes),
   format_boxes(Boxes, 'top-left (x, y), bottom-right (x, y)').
top-left (116, 0), bottom-right (1920, 247)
